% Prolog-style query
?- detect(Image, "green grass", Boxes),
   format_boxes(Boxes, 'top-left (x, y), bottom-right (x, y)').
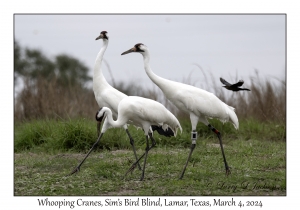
top-left (14, 118), bottom-right (286, 196)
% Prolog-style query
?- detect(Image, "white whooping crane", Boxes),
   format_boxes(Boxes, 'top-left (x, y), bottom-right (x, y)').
top-left (92, 31), bottom-right (142, 169)
top-left (70, 96), bottom-right (182, 181)
top-left (121, 43), bottom-right (239, 179)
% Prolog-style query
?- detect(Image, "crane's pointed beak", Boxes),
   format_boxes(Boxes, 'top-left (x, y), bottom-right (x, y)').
top-left (95, 34), bottom-right (103, 40)
top-left (121, 48), bottom-right (135, 55)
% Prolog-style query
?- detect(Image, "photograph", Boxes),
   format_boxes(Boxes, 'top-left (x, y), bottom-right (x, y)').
top-left (13, 14), bottom-right (286, 202)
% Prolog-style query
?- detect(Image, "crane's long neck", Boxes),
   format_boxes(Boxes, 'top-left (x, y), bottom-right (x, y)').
top-left (143, 52), bottom-right (170, 92)
top-left (103, 107), bottom-right (127, 129)
top-left (93, 39), bottom-right (109, 85)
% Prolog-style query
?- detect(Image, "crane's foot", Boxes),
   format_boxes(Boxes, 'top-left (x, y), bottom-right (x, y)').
top-left (225, 166), bottom-right (231, 176)
top-left (128, 163), bottom-right (138, 173)
top-left (139, 174), bottom-right (145, 181)
top-left (179, 174), bottom-right (184, 180)
top-left (123, 163), bottom-right (137, 178)
top-left (137, 165), bottom-right (142, 171)
top-left (68, 167), bottom-right (80, 176)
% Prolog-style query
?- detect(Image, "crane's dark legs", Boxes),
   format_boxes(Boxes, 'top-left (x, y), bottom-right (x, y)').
top-left (149, 132), bottom-right (157, 149)
top-left (97, 121), bottom-right (101, 137)
top-left (68, 133), bottom-right (103, 176)
top-left (126, 129), bottom-right (142, 170)
top-left (123, 133), bottom-right (156, 180)
top-left (98, 119), bottom-right (141, 170)
top-left (179, 130), bottom-right (197, 179)
top-left (140, 135), bottom-right (150, 181)
top-left (208, 124), bottom-right (231, 175)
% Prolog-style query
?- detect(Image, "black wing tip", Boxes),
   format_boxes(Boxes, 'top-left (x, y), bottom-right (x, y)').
top-left (220, 77), bottom-right (225, 85)
top-left (151, 125), bottom-right (174, 137)
top-left (220, 77), bottom-right (231, 86)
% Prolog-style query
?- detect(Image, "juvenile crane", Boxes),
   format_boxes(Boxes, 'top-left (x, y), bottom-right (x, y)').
top-left (70, 96), bottom-right (182, 181)
top-left (220, 77), bottom-right (250, 92)
top-left (121, 43), bottom-right (239, 179)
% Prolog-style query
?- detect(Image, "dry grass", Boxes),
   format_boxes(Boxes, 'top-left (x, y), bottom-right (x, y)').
top-left (14, 71), bottom-right (286, 123)
top-left (14, 76), bottom-right (98, 121)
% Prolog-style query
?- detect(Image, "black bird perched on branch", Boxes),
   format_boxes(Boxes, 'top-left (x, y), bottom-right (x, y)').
top-left (220, 77), bottom-right (251, 92)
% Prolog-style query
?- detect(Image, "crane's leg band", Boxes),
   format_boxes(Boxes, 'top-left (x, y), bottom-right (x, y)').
top-left (191, 131), bottom-right (197, 145)
top-left (179, 131), bottom-right (197, 179)
top-left (208, 124), bottom-right (220, 135)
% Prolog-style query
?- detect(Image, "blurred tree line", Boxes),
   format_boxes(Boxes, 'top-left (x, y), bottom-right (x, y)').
top-left (14, 41), bottom-right (98, 121)
top-left (14, 40), bottom-right (91, 89)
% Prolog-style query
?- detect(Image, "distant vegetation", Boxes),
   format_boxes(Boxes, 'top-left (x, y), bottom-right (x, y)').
top-left (14, 41), bottom-right (286, 124)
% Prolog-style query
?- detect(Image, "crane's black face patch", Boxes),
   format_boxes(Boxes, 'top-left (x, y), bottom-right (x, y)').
top-left (96, 31), bottom-right (108, 40)
top-left (95, 108), bottom-right (105, 122)
top-left (101, 31), bottom-right (108, 40)
top-left (135, 43), bottom-right (145, 52)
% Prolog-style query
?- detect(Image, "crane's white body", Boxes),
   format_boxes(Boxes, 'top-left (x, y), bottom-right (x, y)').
top-left (99, 96), bottom-right (182, 136)
top-left (139, 45), bottom-right (238, 130)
